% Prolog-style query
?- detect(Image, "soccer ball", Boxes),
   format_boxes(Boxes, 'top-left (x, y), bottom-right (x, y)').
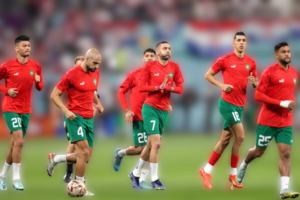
top-left (67, 180), bottom-right (86, 197)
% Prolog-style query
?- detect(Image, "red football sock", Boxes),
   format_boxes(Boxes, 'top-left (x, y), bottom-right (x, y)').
top-left (231, 155), bottom-right (239, 168)
top-left (208, 151), bottom-right (221, 166)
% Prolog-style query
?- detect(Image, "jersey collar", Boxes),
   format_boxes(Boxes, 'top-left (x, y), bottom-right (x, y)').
top-left (275, 63), bottom-right (289, 71)
top-left (15, 58), bottom-right (28, 65)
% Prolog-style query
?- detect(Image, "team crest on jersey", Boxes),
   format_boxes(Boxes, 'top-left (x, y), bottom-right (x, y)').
top-left (93, 79), bottom-right (97, 85)
top-left (30, 71), bottom-right (34, 76)
top-left (169, 73), bottom-right (174, 78)
top-left (294, 78), bottom-right (296, 84)
top-left (245, 65), bottom-right (250, 70)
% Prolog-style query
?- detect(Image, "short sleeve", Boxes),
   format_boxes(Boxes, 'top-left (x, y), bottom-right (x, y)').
top-left (250, 60), bottom-right (257, 78)
top-left (257, 69), bottom-right (271, 94)
top-left (139, 63), bottom-right (151, 83)
top-left (0, 63), bottom-right (7, 80)
top-left (174, 64), bottom-right (184, 84)
top-left (57, 72), bottom-right (71, 93)
top-left (211, 56), bottom-right (225, 74)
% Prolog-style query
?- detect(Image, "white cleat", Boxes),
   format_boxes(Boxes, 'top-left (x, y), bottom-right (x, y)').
top-left (47, 153), bottom-right (57, 177)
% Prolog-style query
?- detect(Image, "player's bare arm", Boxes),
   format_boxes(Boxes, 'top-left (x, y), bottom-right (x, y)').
top-left (247, 72), bottom-right (258, 88)
top-left (205, 68), bottom-right (233, 92)
top-left (50, 87), bottom-right (76, 120)
top-left (93, 92), bottom-right (104, 113)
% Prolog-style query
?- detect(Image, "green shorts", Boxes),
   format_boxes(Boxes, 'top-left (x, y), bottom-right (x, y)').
top-left (3, 112), bottom-right (30, 137)
top-left (218, 98), bottom-right (244, 130)
top-left (64, 113), bottom-right (94, 147)
top-left (132, 121), bottom-right (147, 147)
top-left (142, 104), bottom-right (168, 136)
top-left (256, 125), bottom-right (293, 148)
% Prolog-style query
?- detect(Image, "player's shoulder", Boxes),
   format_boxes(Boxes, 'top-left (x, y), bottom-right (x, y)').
top-left (1, 58), bottom-right (17, 67)
top-left (145, 60), bottom-right (156, 67)
top-left (65, 66), bottom-right (79, 76)
top-left (27, 59), bottom-right (41, 67)
top-left (262, 63), bottom-right (279, 75)
top-left (244, 55), bottom-right (256, 63)
top-left (289, 66), bottom-right (298, 74)
top-left (168, 60), bottom-right (179, 66)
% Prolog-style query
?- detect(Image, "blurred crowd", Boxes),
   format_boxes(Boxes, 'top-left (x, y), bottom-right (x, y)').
top-left (0, 0), bottom-right (300, 137)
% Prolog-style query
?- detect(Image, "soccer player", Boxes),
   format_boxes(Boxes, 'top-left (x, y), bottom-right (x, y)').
top-left (199, 32), bottom-right (258, 189)
top-left (63, 56), bottom-right (101, 183)
top-left (128, 41), bottom-right (184, 190)
top-left (114, 48), bottom-right (170, 189)
top-left (47, 49), bottom-right (104, 196)
top-left (236, 42), bottom-right (299, 199)
top-left (0, 35), bottom-right (44, 190)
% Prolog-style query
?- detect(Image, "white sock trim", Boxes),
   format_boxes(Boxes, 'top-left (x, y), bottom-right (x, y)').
top-left (150, 163), bottom-right (159, 182)
top-left (54, 155), bottom-right (67, 163)
top-left (230, 168), bottom-right (237, 176)
top-left (281, 176), bottom-right (289, 192)
top-left (118, 149), bottom-right (127, 157)
top-left (133, 158), bottom-right (147, 177)
top-left (0, 162), bottom-right (11, 178)
top-left (12, 163), bottom-right (20, 181)
top-left (204, 163), bottom-right (213, 174)
top-left (75, 175), bottom-right (85, 182)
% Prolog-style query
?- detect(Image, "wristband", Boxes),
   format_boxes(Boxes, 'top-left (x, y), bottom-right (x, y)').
top-left (280, 101), bottom-right (291, 108)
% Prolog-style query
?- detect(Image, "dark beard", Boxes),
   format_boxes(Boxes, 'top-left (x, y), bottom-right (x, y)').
top-left (280, 58), bottom-right (291, 65)
top-left (160, 55), bottom-right (170, 61)
top-left (86, 64), bottom-right (96, 72)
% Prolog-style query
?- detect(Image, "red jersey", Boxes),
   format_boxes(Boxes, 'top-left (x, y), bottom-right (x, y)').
top-left (140, 60), bottom-right (184, 111)
top-left (57, 66), bottom-right (99, 119)
top-left (257, 63), bottom-right (297, 127)
top-left (119, 68), bottom-right (147, 121)
top-left (0, 58), bottom-right (43, 113)
top-left (211, 53), bottom-right (257, 107)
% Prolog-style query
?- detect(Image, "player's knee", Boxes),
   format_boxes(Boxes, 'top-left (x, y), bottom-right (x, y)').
top-left (235, 134), bottom-right (245, 144)
top-left (152, 142), bottom-right (161, 150)
top-left (82, 149), bottom-right (90, 163)
top-left (280, 151), bottom-right (290, 160)
top-left (14, 140), bottom-right (24, 149)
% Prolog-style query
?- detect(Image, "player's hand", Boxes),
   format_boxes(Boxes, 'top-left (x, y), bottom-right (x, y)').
top-left (96, 104), bottom-right (104, 113)
top-left (8, 88), bottom-right (18, 98)
top-left (163, 82), bottom-right (173, 92)
top-left (288, 101), bottom-right (296, 111)
top-left (168, 105), bottom-right (173, 113)
top-left (160, 75), bottom-right (169, 90)
top-left (125, 109), bottom-right (135, 124)
top-left (35, 73), bottom-right (41, 83)
top-left (65, 110), bottom-right (77, 121)
top-left (221, 84), bottom-right (234, 93)
top-left (247, 72), bottom-right (258, 87)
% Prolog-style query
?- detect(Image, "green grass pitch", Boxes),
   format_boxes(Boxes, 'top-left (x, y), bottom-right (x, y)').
top-left (0, 133), bottom-right (300, 200)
